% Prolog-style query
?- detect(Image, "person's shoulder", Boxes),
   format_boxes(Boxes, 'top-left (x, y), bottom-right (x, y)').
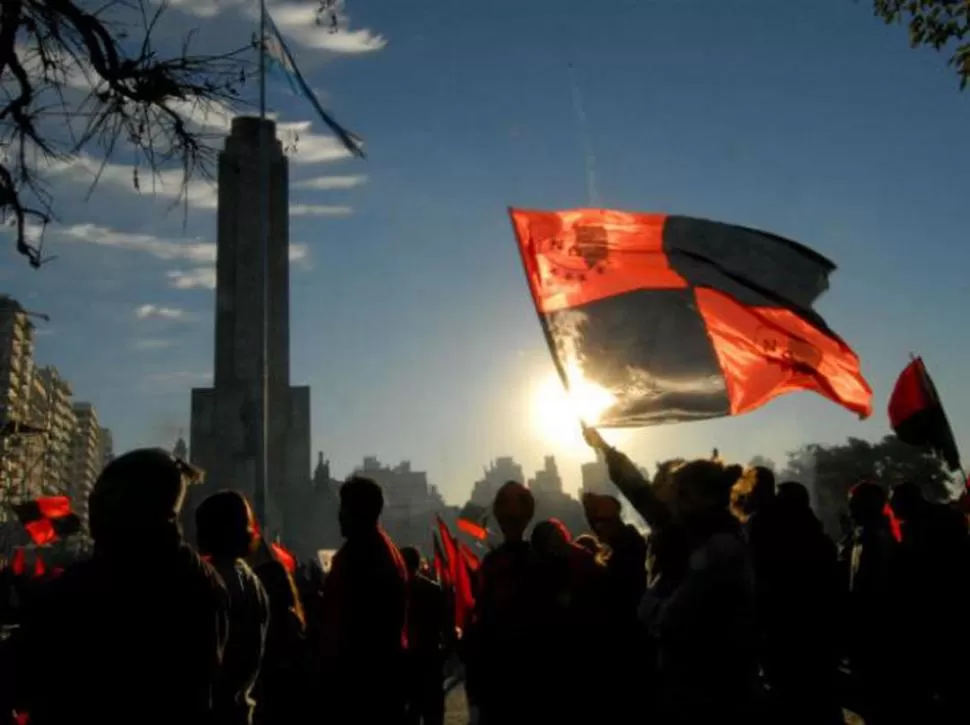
top-left (177, 544), bottom-right (230, 603)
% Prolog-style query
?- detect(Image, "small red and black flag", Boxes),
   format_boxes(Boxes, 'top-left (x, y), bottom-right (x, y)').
top-left (888, 356), bottom-right (961, 472)
top-left (456, 518), bottom-right (488, 541)
top-left (432, 532), bottom-right (450, 586)
top-left (12, 496), bottom-right (81, 546)
top-left (510, 208), bottom-right (873, 425)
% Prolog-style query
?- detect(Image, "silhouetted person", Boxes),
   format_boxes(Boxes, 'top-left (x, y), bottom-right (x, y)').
top-left (585, 429), bottom-right (759, 725)
top-left (841, 481), bottom-right (901, 725)
top-left (891, 481), bottom-right (970, 723)
top-left (2, 448), bottom-right (229, 725)
top-left (196, 491), bottom-right (270, 725)
top-left (530, 519), bottom-right (603, 725)
top-left (320, 476), bottom-right (408, 725)
top-left (581, 492), bottom-right (648, 721)
top-left (250, 541), bottom-right (310, 725)
top-left (467, 481), bottom-right (537, 725)
top-left (401, 546), bottom-right (447, 725)
top-left (750, 481), bottom-right (843, 725)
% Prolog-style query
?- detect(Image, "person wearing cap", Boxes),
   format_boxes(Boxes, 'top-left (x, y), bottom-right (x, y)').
top-left (3, 448), bottom-right (230, 725)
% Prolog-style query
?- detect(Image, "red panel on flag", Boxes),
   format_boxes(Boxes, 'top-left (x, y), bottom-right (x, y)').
top-left (511, 208), bottom-right (685, 314)
top-left (25, 519), bottom-right (56, 547)
top-left (694, 287), bottom-right (872, 419)
top-left (35, 496), bottom-right (72, 519)
top-left (457, 518), bottom-right (487, 541)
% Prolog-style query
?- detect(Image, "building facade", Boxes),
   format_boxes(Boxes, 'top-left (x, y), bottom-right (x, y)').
top-left (353, 456), bottom-right (446, 548)
top-left (68, 402), bottom-right (103, 529)
top-left (188, 117), bottom-right (312, 543)
top-left (30, 366), bottom-right (77, 497)
top-left (469, 456), bottom-right (526, 507)
top-left (0, 295), bottom-right (38, 506)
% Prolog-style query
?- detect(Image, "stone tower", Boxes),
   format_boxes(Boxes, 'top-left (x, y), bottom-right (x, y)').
top-left (187, 116), bottom-right (311, 538)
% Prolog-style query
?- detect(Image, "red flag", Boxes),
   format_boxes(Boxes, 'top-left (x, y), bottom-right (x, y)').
top-left (459, 543), bottom-right (480, 573)
top-left (888, 357), bottom-right (961, 471)
top-left (12, 496), bottom-right (81, 546)
top-left (32, 555), bottom-right (45, 579)
top-left (436, 516), bottom-right (474, 630)
top-left (11, 548), bottom-right (26, 576)
top-left (270, 541), bottom-right (297, 575)
top-left (510, 207), bottom-right (872, 426)
top-left (432, 533), bottom-right (450, 586)
top-left (14, 712), bottom-right (29, 725)
top-left (883, 503), bottom-right (903, 543)
top-left (457, 518), bottom-right (488, 541)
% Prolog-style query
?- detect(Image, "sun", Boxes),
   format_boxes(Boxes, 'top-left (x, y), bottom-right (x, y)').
top-left (530, 371), bottom-right (623, 450)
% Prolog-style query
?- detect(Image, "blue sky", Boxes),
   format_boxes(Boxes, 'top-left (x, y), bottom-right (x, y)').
top-left (3, 0), bottom-right (969, 503)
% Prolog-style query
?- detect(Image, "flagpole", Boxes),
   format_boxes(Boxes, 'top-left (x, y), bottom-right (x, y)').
top-left (254, 0), bottom-right (269, 528)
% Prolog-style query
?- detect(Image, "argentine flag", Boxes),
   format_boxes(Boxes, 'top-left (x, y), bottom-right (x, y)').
top-left (263, 12), bottom-right (365, 158)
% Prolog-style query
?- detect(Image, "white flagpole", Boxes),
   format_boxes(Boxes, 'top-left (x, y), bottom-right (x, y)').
top-left (254, 0), bottom-right (269, 527)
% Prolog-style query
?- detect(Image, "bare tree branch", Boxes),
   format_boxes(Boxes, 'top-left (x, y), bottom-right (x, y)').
top-left (0, 0), bottom-right (254, 269)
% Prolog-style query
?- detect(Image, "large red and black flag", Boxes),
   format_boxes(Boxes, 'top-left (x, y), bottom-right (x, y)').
top-left (888, 356), bottom-right (961, 471)
top-left (12, 496), bottom-right (81, 546)
top-left (510, 208), bottom-right (872, 425)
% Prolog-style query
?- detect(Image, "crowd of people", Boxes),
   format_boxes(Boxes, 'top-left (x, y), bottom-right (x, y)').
top-left (1, 430), bottom-right (968, 725)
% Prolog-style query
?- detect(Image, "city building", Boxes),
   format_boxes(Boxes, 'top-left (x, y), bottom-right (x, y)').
top-left (188, 117), bottom-right (311, 545)
top-left (0, 295), bottom-right (39, 505)
top-left (67, 402), bottom-right (103, 529)
top-left (529, 455), bottom-right (564, 497)
top-left (580, 450), bottom-right (611, 497)
top-left (353, 456), bottom-right (446, 548)
top-left (99, 427), bottom-right (114, 469)
top-left (30, 366), bottom-right (77, 496)
top-left (469, 456), bottom-right (525, 507)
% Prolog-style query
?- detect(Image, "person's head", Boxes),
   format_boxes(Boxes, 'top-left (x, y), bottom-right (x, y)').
top-left (848, 481), bottom-right (888, 528)
top-left (750, 466), bottom-right (776, 509)
top-left (89, 448), bottom-right (192, 551)
top-left (582, 493), bottom-right (623, 543)
top-left (492, 481), bottom-right (535, 542)
top-left (890, 481), bottom-right (925, 521)
top-left (669, 459), bottom-right (742, 528)
top-left (338, 476), bottom-right (384, 538)
top-left (400, 546), bottom-right (422, 575)
top-left (195, 490), bottom-right (258, 561)
top-left (531, 519), bottom-right (572, 559)
top-left (777, 481), bottom-right (811, 510)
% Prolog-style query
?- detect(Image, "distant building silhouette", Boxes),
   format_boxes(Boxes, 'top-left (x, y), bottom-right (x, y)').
top-left (353, 456), bottom-right (446, 548)
top-left (187, 116), bottom-right (311, 544)
top-left (580, 450), bottom-right (611, 497)
top-left (470, 456), bottom-right (525, 507)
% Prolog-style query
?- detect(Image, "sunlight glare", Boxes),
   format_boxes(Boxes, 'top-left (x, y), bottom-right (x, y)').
top-left (530, 370), bottom-right (623, 450)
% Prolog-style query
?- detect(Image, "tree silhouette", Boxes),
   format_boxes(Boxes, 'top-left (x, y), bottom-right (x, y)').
top-left (780, 434), bottom-right (952, 535)
top-left (873, 0), bottom-right (970, 88)
top-left (0, 0), bottom-right (253, 269)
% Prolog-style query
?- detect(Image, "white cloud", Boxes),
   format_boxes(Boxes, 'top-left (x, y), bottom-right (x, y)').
top-left (271, 3), bottom-right (387, 53)
top-left (166, 242), bottom-right (309, 290)
top-left (134, 305), bottom-right (186, 321)
top-left (289, 204), bottom-right (352, 217)
top-left (278, 121), bottom-right (357, 164)
top-left (293, 174), bottom-right (367, 190)
top-left (167, 268), bottom-right (217, 290)
top-left (142, 370), bottom-right (213, 386)
top-left (163, 0), bottom-right (387, 53)
top-left (61, 223), bottom-right (216, 262)
top-left (131, 338), bottom-right (176, 351)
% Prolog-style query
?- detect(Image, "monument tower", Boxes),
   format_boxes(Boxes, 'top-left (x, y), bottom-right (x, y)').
top-left (187, 116), bottom-right (311, 537)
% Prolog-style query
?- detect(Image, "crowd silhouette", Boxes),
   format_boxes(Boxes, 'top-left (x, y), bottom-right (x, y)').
top-left (1, 431), bottom-right (969, 725)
